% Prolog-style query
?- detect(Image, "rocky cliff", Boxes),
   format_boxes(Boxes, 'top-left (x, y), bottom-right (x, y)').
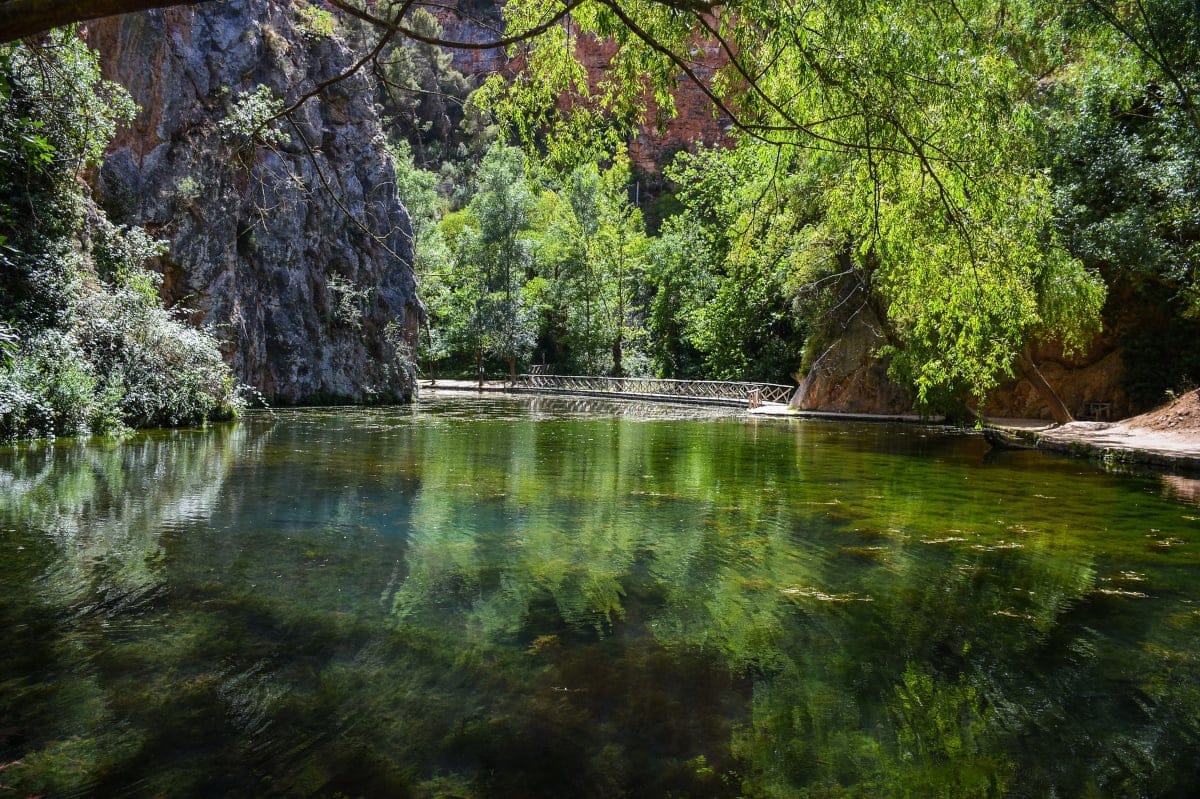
top-left (792, 304), bottom-right (1134, 422)
top-left (430, 1), bottom-right (730, 176)
top-left (789, 305), bottom-right (913, 415)
top-left (88, 0), bottom-right (420, 404)
top-left (567, 33), bottom-right (731, 178)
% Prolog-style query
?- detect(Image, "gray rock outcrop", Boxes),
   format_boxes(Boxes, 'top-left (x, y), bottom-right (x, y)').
top-left (89, 0), bottom-right (420, 403)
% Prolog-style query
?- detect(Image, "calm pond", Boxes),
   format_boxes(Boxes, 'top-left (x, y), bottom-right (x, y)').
top-left (2, 394), bottom-right (1199, 797)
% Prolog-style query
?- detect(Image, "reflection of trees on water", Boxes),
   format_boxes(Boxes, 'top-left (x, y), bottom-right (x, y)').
top-left (0, 424), bottom-right (266, 796)
top-left (1, 408), bottom-right (1198, 797)
top-left (1, 426), bottom-right (257, 605)
top-left (523, 395), bottom-right (741, 420)
top-left (398, 415), bottom-right (1200, 797)
top-left (1163, 474), bottom-right (1200, 506)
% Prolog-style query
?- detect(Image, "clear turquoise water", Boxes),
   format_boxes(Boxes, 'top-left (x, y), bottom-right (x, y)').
top-left (1, 394), bottom-right (1198, 797)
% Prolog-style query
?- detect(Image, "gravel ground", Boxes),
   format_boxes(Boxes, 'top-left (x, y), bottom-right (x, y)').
top-left (1036, 390), bottom-right (1200, 459)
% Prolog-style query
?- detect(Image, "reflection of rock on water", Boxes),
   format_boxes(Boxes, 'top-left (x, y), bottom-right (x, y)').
top-left (1162, 474), bottom-right (1200, 506)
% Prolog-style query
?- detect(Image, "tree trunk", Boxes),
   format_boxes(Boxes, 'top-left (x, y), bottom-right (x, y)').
top-left (1017, 347), bottom-right (1074, 424)
top-left (424, 320), bottom-right (437, 386)
top-left (1, 0), bottom-right (203, 44)
top-left (611, 332), bottom-right (624, 378)
top-left (507, 354), bottom-right (516, 385)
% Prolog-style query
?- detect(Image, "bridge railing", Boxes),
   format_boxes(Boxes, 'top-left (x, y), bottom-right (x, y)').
top-left (514, 374), bottom-right (793, 406)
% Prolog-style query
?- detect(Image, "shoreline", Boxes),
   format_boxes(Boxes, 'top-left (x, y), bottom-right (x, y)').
top-left (983, 420), bottom-right (1200, 473)
top-left (420, 381), bottom-right (1200, 473)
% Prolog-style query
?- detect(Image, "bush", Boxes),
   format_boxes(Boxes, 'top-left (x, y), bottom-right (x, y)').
top-left (1, 287), bottom-right (241, 441)
top-left (0, 330), bottom-right (108, 440)
top-left (76, 287), bottom-right (239, 429)
top-left (0, 34), bottom-right (243, 442)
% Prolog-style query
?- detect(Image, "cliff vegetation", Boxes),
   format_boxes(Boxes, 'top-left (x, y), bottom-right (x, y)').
top-left (384, 0), bottom-right (1200, 422)
top-left (0, 30), bottom-right (239, 440)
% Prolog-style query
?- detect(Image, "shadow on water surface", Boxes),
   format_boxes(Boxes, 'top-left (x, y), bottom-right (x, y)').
top-left (1, 395), bottom-right (1199, 797)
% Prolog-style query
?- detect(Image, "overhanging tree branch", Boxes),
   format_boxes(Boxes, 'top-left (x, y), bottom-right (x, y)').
top-left (0, 0), bottom-right (204, 44)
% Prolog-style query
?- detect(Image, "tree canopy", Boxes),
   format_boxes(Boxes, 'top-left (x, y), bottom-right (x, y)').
top-left (331, 0), bottom-right (1113, 414)
top-left (466, 0), bottom-right (1109, 414)
top-left (8, 0), bottom-right (1200, 414)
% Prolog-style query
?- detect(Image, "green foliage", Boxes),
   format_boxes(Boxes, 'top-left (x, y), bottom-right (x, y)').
top-left (368, 6), bottom-right (490, 169)
top-left (652, 147), bottom-right (810, 382)
top-left (1, 28), bottom-right (135, 170)
top-left (219, 84), bottom-right (288, 149)
top-left (74, 287), bottom-right (238, 429)
top-left (1, 229), bottom-right (240, 439)
top-left (0, 330), bottom-right (102, 439)
top-left (174, 174), bottom-right (203, 207)
top-left (645, 215), bottom-right (712, 378)
top-left (1042, 0), bottom-right (1200, 402)
top-left (91, 217), bottom-right (167, 302)
top-left (414, 139), bottom-right (660, 380)
top-left (470, 5), bottom-right (593, 165)
top-left (382, 317), bottom-right (418, 394)
top-left (867, 163), bottom-right (1104, 407)
top-left (0, 322), bottom-right (16, 367)
top-left (0, 32), bottom-right (240, 441)
top-left (391, 141), bottom-right (441, 240)
top-left (412, 0), bottom-right (1200, 403)
top-left (450, 143), bottom-right (539, 376)
top-left (474, 0), bottom-right (1114, 408)
top-left (390, 142), bottom-right (454, 380)
top-left (409, 130), bottom-right (800, 383)
top-left (535, 152), bottom-right (650, 375)
top-left (1, 28), bottom-right (136, 333)
top-left (296, 2), bottom-right (338, 38)
top-left (324, 273), bottom-right (373, 330)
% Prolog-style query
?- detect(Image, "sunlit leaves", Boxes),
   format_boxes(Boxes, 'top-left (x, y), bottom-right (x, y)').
top-left (440, 143), bottom-right (539, 374)
top-left (535, 151), bottom-right (650, 374)
top-left (1, 27), bottom-right (136, 171)
top-left (1045, 0), bottom-right (1200, 317)
top-left (219, 84), bottom-right (289, 149)
top-left (483, 0), bottom-right (1107, 406)
top-left (865, 163), bottom-right (1102, 405)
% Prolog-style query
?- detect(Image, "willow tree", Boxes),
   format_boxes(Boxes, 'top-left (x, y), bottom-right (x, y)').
top-left (1043, 0), bottom-right (1200, 406)
top-left (471, 0), bottom-right (1105, 419)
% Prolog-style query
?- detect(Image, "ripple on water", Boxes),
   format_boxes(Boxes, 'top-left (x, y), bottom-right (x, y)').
top-left (1, 398), bottom-right (1200, 797)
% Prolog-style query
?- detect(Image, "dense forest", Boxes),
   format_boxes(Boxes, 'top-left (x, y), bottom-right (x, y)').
top-left (382, 0), bottom-right (1200, 421)
top-left (2, 0), bottom-right (1200, 438)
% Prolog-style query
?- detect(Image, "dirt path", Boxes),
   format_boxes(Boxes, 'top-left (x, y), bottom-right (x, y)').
top-left (992, 389), bottom-right (1200, 470)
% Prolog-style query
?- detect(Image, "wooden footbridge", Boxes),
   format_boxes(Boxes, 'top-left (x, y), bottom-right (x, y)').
top-left (511, 374), bottom-right (794, 408)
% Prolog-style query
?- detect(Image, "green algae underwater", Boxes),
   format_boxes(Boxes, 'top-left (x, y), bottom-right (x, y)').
top-left (1, 394), bottom-right (1199, 798)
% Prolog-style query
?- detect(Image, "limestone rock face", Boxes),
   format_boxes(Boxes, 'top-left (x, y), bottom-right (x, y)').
top-left (89, 1), bottom-right (420, 403)
top-left (433, 2), bottom-right (509, 76)
top-left (789, 307), bottom-right (912, 415)
top-left (792, 306), bottom-right (1131, 421)
top-left (982, 340), bottom-right (1127, 421)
